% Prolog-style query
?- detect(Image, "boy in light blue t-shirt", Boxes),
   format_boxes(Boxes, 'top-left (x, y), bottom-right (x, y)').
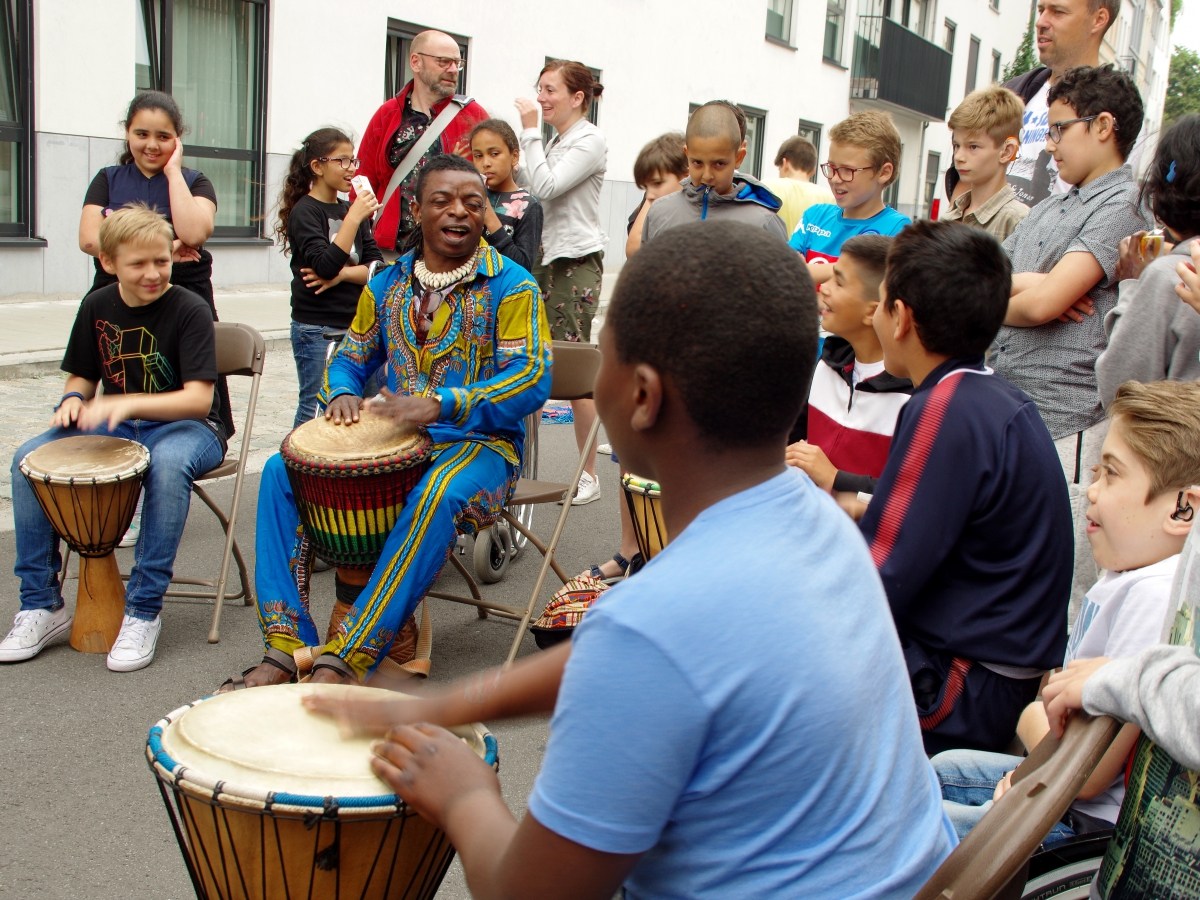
top-left (790, 110), bottom-right (910, 284)
top-left (305, 222), bottom-right (955, 900)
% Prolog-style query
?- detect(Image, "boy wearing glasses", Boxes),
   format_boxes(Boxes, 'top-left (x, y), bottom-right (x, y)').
top-left (992, 64), bottom-right (1151, 623)
top-left (788, 111), bottom-right (910, 286)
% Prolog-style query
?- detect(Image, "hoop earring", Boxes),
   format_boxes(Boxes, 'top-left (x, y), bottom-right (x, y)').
top-left (1171, 490), bottom-right (1195, 522)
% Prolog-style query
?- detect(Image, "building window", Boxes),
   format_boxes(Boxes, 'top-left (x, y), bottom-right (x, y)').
top-left (0, 0), bottom-right (31, 237)
top-left (688, 103), bottom-right (767, 178)
top-left (542, 59), bottom-right (601, 146)
top-left (990, 0), bottom-right (1000, 11)
top-left (965, 35), bottom-right (981, 93)
top-left (384, 20), bottom-right (468, 101)
top-left (138, 0), bottom-right (268, 237)
top-left (797, 119), bottom-right (823, 183)
top-left (943, 18), bottom-right (956, 53)
top-left (923, 151), bottom-right (940, 218)
top-left (991, 49), bottom-right (1002, 82)
top-left (766, 0), bottom-right (794, 42)
top-left (825, 0), bottom-right (847, 62)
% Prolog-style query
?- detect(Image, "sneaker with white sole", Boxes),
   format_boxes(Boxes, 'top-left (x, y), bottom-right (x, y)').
top-left (119, 492), bottom-right (144, 548)
top-left (0, 606), bottom-right (73, 662)
top-left (563, 471), bottom-right (602, 506)
top-left (106, 614), bottom-right (161, 672)
top-left (597, 443), bottom-right (612, 455)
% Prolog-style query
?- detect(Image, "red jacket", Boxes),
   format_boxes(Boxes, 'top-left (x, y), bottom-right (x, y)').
top-left (354, 82), bottom-right (488, 250)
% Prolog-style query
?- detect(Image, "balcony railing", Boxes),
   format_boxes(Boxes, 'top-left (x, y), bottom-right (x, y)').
top-left (851, 16), bottom-right (953, 120)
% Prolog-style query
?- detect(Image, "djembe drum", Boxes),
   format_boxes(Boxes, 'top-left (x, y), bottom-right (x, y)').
top-left (621, 473), bottom-right (669, 561)
top-left (281, 408), bottom-right (434, 675)
top-left (147, 683), bottom-right (497, 900)
top-left (19, 436), bottom-right (149, 652)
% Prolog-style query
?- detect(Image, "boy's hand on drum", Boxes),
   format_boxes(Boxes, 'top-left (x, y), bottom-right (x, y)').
top-left (325, 394), bottom-right (364, 425)
top-left (77, 395), bottom-right (136, 432)
top-left (370, 723), bottom-right (501, 826)
top-left (51, 396), bottom-right (85, 429)
top-left (369, 388), bottom-right (441, 424)
top-left (303, 692), bottom-right (439, 737)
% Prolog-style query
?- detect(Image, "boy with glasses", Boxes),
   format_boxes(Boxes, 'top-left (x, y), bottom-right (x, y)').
top-left (992, 64), bottom-right (1151, 623)
top-left (788, 111), bottom-right (910, 286)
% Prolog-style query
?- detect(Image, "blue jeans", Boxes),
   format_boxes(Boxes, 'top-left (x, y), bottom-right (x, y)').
top-left (291, 322), bottom-right (332, 429)
top-left (932, 749), bottom-right (1076, 843)
top-left (292, 322), bottom-right (385, 429)
top-left (12, 419), bottom-right (225, 620)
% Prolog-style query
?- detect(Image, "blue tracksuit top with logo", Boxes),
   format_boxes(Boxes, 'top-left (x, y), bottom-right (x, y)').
top-left (788, 203), bottom-right (909, 265)
top-left (858, 357), bottom-right (1072, 670)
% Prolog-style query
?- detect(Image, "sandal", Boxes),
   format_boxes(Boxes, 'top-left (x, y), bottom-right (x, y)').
top-left (216, 649), bottom-right (297, 693)
top-left (307, 653), bottom-right (356, 684)
top-left (587, 552), bottom-right (630, 581)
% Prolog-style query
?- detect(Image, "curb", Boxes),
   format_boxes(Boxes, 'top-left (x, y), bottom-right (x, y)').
top-left (0, 330), bottom-right (293, 379)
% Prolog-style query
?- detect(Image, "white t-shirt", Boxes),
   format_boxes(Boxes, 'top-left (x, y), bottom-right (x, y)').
top-left (1007, 80), bottom-right (1146, 208)
top-left (1063, 553), bottom-right (1179, 822)
top-left (851, 357), bottom-right (886, 387)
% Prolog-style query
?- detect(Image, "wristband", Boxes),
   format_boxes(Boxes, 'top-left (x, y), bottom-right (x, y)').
top-left (55, 392), bottom-right (86, 411)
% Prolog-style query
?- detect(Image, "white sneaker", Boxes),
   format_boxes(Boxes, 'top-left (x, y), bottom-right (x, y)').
top-left (567, 472), bottom-right (602, 505)
top-left (597, 443), bottom-right (612, 455)
top-left (106, 614), bottom-right (161, 672)
top-left (119, 493), bottom-right (144, 548)
top-left (0, 606), bottom-right (73, 662)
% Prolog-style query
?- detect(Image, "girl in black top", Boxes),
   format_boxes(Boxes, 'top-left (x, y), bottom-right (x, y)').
top-left (469, 119), bottom-right (543, 272)
top-left (77, 91), bottom-right (234, 439)
top-left (275, 128), bottom-right (382, 427)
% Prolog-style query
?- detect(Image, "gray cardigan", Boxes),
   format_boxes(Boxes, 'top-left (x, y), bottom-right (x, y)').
top-left (1096, 240), bottom-right (1200, 407)
top-left (1084, 644), bottom-right (1200, 770)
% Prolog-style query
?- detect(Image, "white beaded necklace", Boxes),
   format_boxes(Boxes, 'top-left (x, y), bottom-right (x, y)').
top-left (414, 257), bottom-right (476, 290)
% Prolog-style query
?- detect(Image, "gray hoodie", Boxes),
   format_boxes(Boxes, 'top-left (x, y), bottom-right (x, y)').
top-left (642, 174), bottom-right (789, 246)
top-left (1096, 239), bottom-right (1200, 408)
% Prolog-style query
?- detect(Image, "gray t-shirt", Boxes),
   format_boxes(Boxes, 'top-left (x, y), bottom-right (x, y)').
top-left (991, 165), bottom-right (1150, 439)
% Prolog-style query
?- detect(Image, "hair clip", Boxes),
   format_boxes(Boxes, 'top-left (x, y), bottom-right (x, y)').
top-left (1172, 490), bottom-right (1195, 522)
top-left (1167, 160), bottom-right (1178, 183)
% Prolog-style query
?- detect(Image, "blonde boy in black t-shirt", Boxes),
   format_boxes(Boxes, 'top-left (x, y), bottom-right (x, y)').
top-left (0, 205), bottom-right (226, 673)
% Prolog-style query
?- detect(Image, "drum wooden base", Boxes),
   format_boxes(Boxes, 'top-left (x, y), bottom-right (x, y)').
top-left (69, 552), bottom-right (126, 653)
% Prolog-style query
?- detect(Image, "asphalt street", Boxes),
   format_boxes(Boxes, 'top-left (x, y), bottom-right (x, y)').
top-left (0, 399), bottom-right (621, 899)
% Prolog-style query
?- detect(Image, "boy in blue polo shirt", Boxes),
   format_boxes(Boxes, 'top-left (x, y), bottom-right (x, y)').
top-left (790, 111), bottom-right (910, 285)
top-left (306, 221), bottom-right (956, 900)
top-left (862, 220), bottom-right (1073, 755)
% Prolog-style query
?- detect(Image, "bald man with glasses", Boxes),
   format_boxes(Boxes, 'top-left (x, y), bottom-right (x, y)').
top-left (355, 30), bottom-right (489, 256)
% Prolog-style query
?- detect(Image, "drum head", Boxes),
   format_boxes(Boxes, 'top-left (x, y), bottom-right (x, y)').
top-left (20, 436), bottom-right (150, 483)
top-left (287, 407), bottom-right (429, 463)
top-left (158, 684), bottom-right (489, 800)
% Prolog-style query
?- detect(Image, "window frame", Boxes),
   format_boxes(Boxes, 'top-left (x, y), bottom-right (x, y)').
top-left (965, 35), bottom-right (981, 94)
top-left (766, 0), bottom-right (795, 45)
top-left (138, 0), bottom-right (269, 239)
top-left (991, 49), bottom-right (1002, 82)
top-left (384, 19), bottom-right (469, 101)
top-left (922, 150), bottom-right (941, 218)
top-left (943, 17), bottom-right (956, 53)
top-left (797, 119), bottom-right (823, 184)
top-left (0, 0), bottom-right (34, 240)
top-left (824, 0), bottom-right (848, 63)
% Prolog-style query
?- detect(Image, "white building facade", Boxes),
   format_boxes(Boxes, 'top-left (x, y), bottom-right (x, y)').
top-left (0, 0), bottom-right (1165, 298)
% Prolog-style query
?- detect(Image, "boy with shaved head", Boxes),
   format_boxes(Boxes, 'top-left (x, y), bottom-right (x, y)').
top-left (642, 101), bottom-right (788, 244)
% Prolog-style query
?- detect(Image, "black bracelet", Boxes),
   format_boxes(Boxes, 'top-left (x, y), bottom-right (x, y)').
top-left (54, 392), bottom-right (86, 412)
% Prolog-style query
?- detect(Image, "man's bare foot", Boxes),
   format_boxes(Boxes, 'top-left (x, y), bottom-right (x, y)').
top-left (217, 660), bottom-right (293, 692)
top-left (310, 666), bottom-right (356, 684)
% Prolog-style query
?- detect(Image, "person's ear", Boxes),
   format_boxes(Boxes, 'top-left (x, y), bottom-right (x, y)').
top-left (99, 252), bottom-right (117, 276)
top-left (735, 142), bottom-right (748, 168)
top-left (892, 298), bottom-right (914, 343)
top-left (878, 162), bottom-right (895, 186)
top-left (511, 147), bottom-right (520, 168)
top-left (1164, 486), bottom-right (1200, 536)
top-left (1091, 5), bottom-right (1111, 35)
top-left (411, 198), bottom-right (421, 226)
top-left (1094, 112), bottom-right (1117, 144)
top-left (1000, 137), bottom-right (1019, 165)
top-left (310, 158), bottom-right (323, 178)
top-left (572, 90), bottom-right (585, 110)
top-left (862, 299), bottom-right (880, 328)
top-left (630, 363), bottom-right (664, 432)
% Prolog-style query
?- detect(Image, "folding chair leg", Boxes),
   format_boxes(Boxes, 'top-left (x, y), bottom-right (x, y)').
top-left (504, 415), bottom-right (602, 667)
top-left (206, 370), bottom-right (260, 643)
